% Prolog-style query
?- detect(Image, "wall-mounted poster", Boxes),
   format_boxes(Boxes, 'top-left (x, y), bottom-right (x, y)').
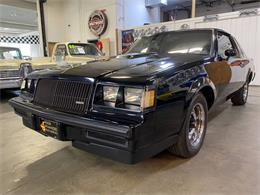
top-left (121, 29), bottom-right (134, 53)
top-left (121, 25), bottom-right (168, 53)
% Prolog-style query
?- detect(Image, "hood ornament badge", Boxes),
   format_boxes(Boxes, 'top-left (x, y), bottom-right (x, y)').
top-left (75, 101), bottom-right (84, 105)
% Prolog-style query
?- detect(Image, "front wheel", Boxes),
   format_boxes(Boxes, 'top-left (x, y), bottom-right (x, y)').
top-left (231, 82), bottom-right (249, 106)
top-left (168, 93), bottom-right (208, 158)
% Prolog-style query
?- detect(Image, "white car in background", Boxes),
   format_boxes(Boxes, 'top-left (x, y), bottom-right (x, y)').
top-left (0, 46), bottom-right (32, 89)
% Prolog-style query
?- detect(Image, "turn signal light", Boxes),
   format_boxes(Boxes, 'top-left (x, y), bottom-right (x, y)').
top-left (142, 90), bottom-right (155, 109)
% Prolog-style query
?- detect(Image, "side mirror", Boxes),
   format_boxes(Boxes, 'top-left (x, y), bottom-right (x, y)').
top-left (225, 49), bottom-right (236, 58)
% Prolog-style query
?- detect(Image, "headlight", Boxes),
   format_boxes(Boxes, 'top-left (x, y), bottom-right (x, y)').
top-left (95, 85), bottom-right (155, 111)
top-left (124, 88), bottom-right (143, 106)
top-left (103, 86), bottom-right (119, 102)
top-left (124, 88), bottom-right (155, 109)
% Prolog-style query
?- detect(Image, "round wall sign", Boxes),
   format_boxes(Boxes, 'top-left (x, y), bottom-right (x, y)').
top-left (88, 10), bottom-right (108, 36)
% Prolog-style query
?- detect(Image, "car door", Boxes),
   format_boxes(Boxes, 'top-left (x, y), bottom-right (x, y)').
top-left (216, 32), bottom-right (248, 97)
top-left (229, 36), bottom-right (250, 88)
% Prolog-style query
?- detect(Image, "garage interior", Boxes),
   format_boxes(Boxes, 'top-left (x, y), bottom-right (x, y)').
top-left (1, 0), bottom-right (260, 194)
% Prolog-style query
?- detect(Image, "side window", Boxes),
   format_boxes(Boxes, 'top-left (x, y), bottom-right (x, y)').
top-left (217, 33), bottom-right (235, 60)
top-left (232, 37), bottom-right (244, 58)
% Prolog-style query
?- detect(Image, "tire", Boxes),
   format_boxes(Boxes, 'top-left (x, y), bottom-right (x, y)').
top-left (168, 92), bottom-right (208, 158)
top-left (231, 82), bottom-right (249, 106)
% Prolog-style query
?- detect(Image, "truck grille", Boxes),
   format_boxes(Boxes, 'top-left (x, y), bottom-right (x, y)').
top-left (0, 70), bottom-right (20, 79)
top-left (34, 79), bottom-right (92, 115)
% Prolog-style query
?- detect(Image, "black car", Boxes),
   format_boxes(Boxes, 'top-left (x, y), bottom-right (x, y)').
top-left (9, 29), bottom-right (255, 164)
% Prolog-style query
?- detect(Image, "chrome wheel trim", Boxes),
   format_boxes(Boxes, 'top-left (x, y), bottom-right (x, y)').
top-left (188, 103), bottom-right (205, 148)
top-left (243, 84), bottom-right (248, 102)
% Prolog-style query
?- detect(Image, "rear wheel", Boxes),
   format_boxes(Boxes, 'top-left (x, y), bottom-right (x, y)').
top-left (231, 82), bottom-right (249, 106)
top-left (168, 93), bottom-right (208, 158)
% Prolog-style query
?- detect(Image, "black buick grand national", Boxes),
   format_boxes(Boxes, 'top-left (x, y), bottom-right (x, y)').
top-left (10, 29), bottom-right (255, 164)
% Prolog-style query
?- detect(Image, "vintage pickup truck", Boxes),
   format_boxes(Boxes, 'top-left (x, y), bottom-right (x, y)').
top-left (0, 42), bottom-right (103, 89)
top-left (30, 42), bottom-right (105, 67)
top-left (10, 29), bottom-right (255, 164)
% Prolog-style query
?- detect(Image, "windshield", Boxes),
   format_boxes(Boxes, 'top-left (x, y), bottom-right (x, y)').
top-left (127, 30), bottom-right (213, 56)
top-left (0, 47), bottom-right (22, 60)
top-left (68, 43), bottom-right (102, 56)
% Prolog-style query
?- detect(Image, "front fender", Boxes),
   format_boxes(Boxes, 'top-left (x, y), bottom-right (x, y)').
top-left (185, 75), bottom-right (217, 111)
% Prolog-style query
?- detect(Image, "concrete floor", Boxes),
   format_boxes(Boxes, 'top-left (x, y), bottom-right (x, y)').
top-left (0, 87), bottom-right (260, 195)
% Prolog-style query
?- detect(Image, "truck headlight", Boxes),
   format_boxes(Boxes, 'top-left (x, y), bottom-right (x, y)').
top-left (103, 86), bottom-right (119, 102)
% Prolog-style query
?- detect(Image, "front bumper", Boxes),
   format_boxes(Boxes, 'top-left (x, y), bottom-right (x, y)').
top-left (0, 78), bottom-right (21, 89)
top-left (9, 97), bottom-right (178, 164)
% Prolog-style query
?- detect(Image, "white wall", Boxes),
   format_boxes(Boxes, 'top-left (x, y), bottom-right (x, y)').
top-left (78, 0), bottom-right (118, 56)
top-left (44, 0), bottom-right (118, 55)
top-left (44, 0), bottom-right (82, 43)
top-left (44, 0), bottom-right (161, 56)
top-left (117, 0), bottom-right (161, 29)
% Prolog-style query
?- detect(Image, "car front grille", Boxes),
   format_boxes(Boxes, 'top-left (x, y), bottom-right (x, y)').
top-left (0, 70), bottom-right (20, 79)
top-left (33, 79), bottom-right (92, 115)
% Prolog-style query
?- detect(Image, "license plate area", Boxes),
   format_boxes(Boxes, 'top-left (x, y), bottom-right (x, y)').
top-left (39, 118), bottom-right (60, 139)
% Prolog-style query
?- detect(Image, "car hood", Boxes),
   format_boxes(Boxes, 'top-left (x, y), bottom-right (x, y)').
top-left (28, 53), bottom-right (209, 84)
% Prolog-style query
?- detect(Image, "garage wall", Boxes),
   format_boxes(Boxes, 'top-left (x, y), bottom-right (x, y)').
top-left (79, 0), bottom-right (118, 56)
top-left (44, 0), bottom-right (80, 43)
top-left (44, 0), bottom-right (121, 56)
top-left (44, 0), bottom-right (161, 56)
top-left (116, 0), bottom-right (161, 29)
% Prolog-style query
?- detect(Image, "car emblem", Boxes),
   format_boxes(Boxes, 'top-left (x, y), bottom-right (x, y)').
top-left (75, 101), bottom-right (84, 105)
top-left (40, 121), bottom-right (46, 132)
